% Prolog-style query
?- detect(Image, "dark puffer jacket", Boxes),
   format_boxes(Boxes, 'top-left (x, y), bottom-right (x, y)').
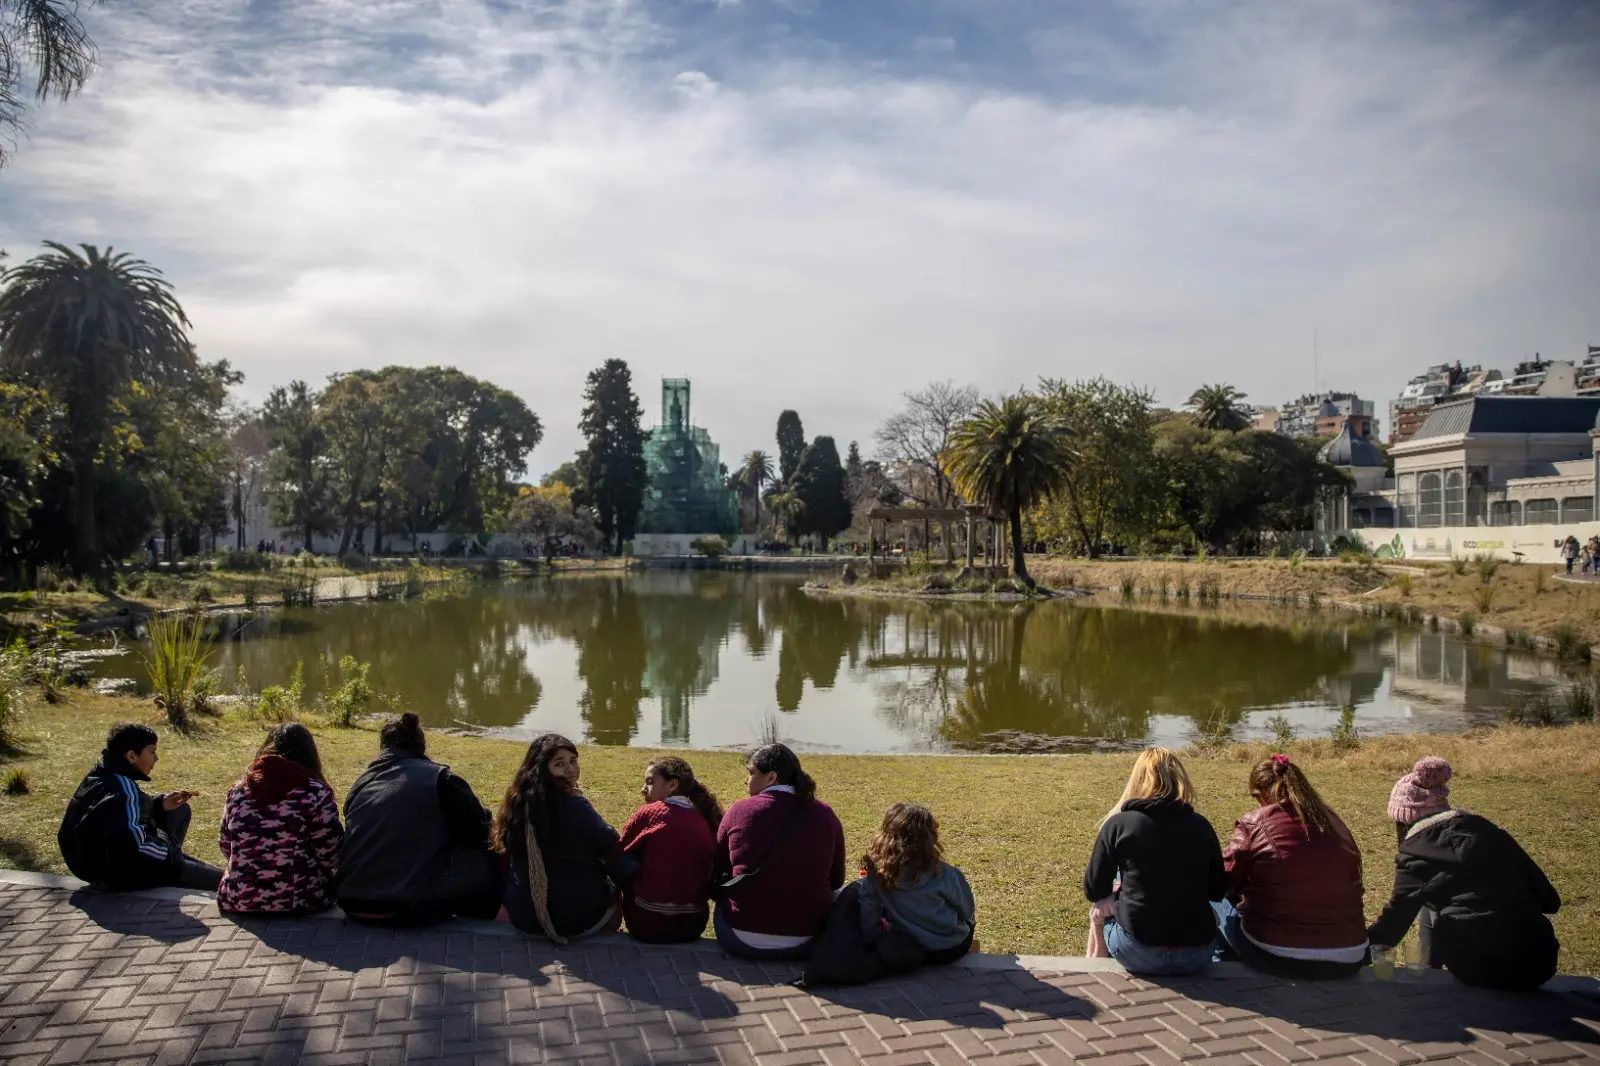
top-left (1223, 803), bottom-right (1367, 950)
top-left (1367, 809), bottom-right (1560, 990)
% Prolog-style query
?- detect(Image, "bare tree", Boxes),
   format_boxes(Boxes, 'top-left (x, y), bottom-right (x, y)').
top-left (873, 380), bottom-right (979, 507)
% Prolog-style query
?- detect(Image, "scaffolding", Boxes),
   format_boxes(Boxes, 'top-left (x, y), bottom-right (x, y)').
top-left (639, 378), bottom-right (739, 535)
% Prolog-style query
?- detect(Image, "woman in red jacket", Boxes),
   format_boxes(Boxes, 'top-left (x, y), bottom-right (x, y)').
top-left (615, 757), bottom-right (723, 943)
top-left (1217, 754), bottom-right (1368, 979)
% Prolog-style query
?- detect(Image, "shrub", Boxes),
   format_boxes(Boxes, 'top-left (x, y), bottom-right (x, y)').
top-left (33, 568), bottom-right (61, 593)
top-left (1564, 680), bottom-right (1596, 723)
top-left (1175, 575), bottom-right (1191, 601)
top-left (191, 667), bottom-right (223, 715)
top-left (256, 685), bottom-right (295, 722)
top-left (1195, 545), bottom-right (1209, 565)
top-left (242, 579), bottom-right (259, 611)
top-left (1501, 697), bottom-right (1524, 725)
top-left (1197, 574), bottom-right (1221, 605)
top-left (1528, 692), bottom-right (1558, 726)
top-left (690, 535), bottom-right (727, 558)
top-left (1289, 549), bottom-right (1307, 570)
top-left (1190, 710), bottom-right (1232, 754)
top-left (327, 656), bottom-right (375, 727)
top-left (142, 614), bottom-right (213, 731)
top-left (221, 550), bottom-right (276, 572)
top-left (1473, 585), bottom-right (1495, 613)
top-left (3, 768), bottom-right (28, 795)
top-left (1428, 613), bottom-right (1440, 633)
top-left (29, 644), bottom-right (70, 705)
top-left (1450, 555), bottom-right (1467, 576)
top-left (1330, 706), bottom-right (1361, 751)
top-left (1457, 611), bottom-right (1476, 637)
top-left (403, 563), bottom-right (426, 600)
top-left (287, 661), bottom-right (306, 711)
top-left (1119, 574), bottom-right (1136, 598)
top-left (296, 550), bottom-right (317, 569)
top-left (1474, 553), bottom-right (1500, 584)
top-left (1397, 573), bottom-right (1413, 598)
top-left (0, 639), bottom-right (29, 749)
top-left (1552, 623), bottom-right (1589, 662)
top-left (923, 571), bottom-right (954, 592)
top-left (280, 573), bottom-right (316, 609)
top-left (191, 582), bottom-right (215, 605)
top-left (1264, 713), bottom-right (1296, 748)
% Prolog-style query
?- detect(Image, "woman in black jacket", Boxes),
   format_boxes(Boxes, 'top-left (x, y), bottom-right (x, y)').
top-left (1368, 757), bottom-right (1560, 990)
top-left (493, 734), bottom-right (621, 942)
top-left (1083, 747), bottom-right (1225, 976)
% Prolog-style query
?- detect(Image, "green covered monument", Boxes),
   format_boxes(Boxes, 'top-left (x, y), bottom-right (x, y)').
top-left (638, 378), bottom-right (738, 537)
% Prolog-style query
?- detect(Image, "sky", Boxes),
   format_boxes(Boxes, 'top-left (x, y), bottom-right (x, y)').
top-left (2, 0), bottom-right (1598, 476)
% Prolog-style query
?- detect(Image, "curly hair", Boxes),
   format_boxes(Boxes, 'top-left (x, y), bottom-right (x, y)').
top-left (647, 756), bottom-right (724, 833)
top-left (861, 803), bottom-right (942, 889)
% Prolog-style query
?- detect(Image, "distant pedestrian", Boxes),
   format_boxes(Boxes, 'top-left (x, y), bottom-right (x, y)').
top-left (1563, 535), bottom-right (1580, 574)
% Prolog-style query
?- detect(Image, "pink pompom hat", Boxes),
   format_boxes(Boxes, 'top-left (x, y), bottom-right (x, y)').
top-left (1386, 756), bottom-right (1453, 824)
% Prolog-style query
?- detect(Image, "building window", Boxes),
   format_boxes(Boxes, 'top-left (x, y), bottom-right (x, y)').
top-left (1372, 506), bottom-right (1395, 528)
top-left (1490, 501), bottom-right (1523, 526)
top-left (1444, 470), bottom-right (1465, 526)
top-left (1563, 497), bottom-right (1594, 523)
top-left (1467, 467), bottom-right (1489, 526)
top-left (1524, 499), bottom-right (1559, 525)
top-left (1418, 472), bottom-right (1443, 528)
top-left (1395, 473), bottom-right (1420, 528)
top-left (1353, 509), bottom-right (1371, 528)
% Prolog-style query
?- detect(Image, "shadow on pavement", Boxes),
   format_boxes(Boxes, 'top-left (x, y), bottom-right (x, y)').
top-left (68, 887), bottom-right (211, 943)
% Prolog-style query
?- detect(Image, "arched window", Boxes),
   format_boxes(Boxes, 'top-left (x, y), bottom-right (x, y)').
top-left (1563, 497), bottom-right (1594, 523)
top-left (1490, 501), bottom-right (1522, 526)
top-left (1418, 473), bottom-right (1443, 528)
top-left (1443, 471), bottom-right (1465, 526)
top-left (1373, 506), bottom-right (1395, 528)
top-left (1524, 499), bottom-right (1559, 525)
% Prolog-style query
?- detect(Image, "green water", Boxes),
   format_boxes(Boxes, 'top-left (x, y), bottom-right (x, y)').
top-left (100, 572), bottom-right (1571, 752)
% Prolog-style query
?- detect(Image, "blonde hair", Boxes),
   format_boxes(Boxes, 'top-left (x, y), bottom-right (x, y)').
top-left (1100, 747), bottom-right (1194, 826)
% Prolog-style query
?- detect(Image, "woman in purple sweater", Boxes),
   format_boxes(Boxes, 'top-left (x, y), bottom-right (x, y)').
top-left (714, 744), bottom-right (846, 960)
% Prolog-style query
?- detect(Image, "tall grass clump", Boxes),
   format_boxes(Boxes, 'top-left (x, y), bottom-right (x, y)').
top-left (0, 638), bottom-right (29, 750)
top-left (1450, 555), bottom-right (1467, 576)
top-left (1474, 585), bottom-right (1495, 613)
top-left (142, 614), bottom-right (213, 731)
top-left (1330, 705), bottom-right (1360, 751)
top-left (1397, 573), bottom-right (1413, 598)
top-left (1119, 573), bottom-right (1136, 599)
top-left (1457, 611), bottom-right (1476, 637)
top-left (1475, 553), bottom-right (1500, 583)
top-left (1534, 569), bottom-right (1548, 594)
top-left (327, 656), bottom-right (375, 727)
top-left (1175, 574), bottom-right (1191, 601)
top-left (1197, 574), bottom-right (1221, 606)
top-left (3, 768), bottom-right (28, 795)
top-left (1564, 679), bottom-right (1597, 723)
top-left (280, 572), bottom-right (316, 609)
top-left (1552, 623), bottom-right (1589, 662)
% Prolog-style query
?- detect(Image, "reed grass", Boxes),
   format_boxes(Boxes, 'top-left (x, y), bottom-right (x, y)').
top-left (141, 614), bottom-right (213, 731)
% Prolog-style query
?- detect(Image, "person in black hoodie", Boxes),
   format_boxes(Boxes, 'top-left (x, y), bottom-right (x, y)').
top-left (1083, 747), bottom-right (1224, 976)
top-left (336, 713), bottom-right (502, 926)
top-left (492, 733), bottom-right (622, 942)
top-left (57, 723), bottom-right (223, 892)
top-left (1367, 757), bottom-right (1560, 990)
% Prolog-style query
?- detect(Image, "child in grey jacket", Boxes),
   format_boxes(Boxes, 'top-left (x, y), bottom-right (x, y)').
top-left (857, 803), bottom-right (976, 964)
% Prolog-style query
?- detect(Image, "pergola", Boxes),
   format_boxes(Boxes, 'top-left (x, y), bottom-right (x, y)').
top-left (865, 505), bottom-right (1007, 568)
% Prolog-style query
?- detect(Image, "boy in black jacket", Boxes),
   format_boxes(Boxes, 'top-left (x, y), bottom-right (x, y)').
top-left (57, 723), bottom-right (223, 892)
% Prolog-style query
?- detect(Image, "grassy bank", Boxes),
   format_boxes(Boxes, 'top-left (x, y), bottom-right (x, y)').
top-left (1030, 556), bottom-right (1600, 654)
top-left (2, 691), bottom-right (1596, 974)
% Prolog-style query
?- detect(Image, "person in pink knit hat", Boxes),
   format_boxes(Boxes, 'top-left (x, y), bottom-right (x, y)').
top-left (1366, 756), bottom-right (1561, 990)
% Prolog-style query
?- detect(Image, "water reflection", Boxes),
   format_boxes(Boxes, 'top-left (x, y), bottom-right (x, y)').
top-left (98, 574), bottom-right (1579, 752)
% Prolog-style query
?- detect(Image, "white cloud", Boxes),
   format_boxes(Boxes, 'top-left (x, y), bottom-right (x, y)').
top-left (1, 0), bottom-right (1597, 472)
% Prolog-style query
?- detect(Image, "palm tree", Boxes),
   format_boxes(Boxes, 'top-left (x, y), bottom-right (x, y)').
top-left (942, 394), bottom-right (1072, 586)
top-left (766, 488), bottom-right (802, 546)
top-left (1186, 384), bottom-right (1250, 432)
top-left (740, 449), bottom-right (774, 534)
top-left (0, 243), bottom-right (196, 579)
top-left (1, 0), bottom-right (99, 169)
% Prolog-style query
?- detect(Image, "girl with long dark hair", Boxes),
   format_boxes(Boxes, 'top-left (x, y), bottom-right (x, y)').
top-left (493, 734), bottom-right (621, 942)
top-left (713, 743), bottom-right (845, 960)
top-left (614, 757), bottom-right (724, 943)
top-left (1216, 755), bottom-right (1368, 979)
top-left (219, 723), bottom-right (343, 915)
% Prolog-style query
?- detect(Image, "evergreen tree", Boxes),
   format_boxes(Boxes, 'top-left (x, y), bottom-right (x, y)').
top-left (776, 410), bottom-right (806, 485)
top-left (578, 359), bottom-right (648, 554)
top-left (792, 436), bottom-right (851, 549)
top-left (262, 380), bottom-right (333, 550)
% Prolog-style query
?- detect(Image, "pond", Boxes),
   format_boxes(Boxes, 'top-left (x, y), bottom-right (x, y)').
top-left (98, 572), bottom-right (1576, 753)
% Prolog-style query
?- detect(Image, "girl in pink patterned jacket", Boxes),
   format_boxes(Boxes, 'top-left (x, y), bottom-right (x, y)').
top-left (218, 724), bottom-right (343, 915)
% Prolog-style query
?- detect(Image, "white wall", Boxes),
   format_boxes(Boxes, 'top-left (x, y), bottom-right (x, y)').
top-left (630, 533), bottom-right (756, 557)
top-left (1344, 524), bottom-right (1600, 564)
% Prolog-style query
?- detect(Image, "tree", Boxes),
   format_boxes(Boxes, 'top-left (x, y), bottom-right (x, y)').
top-left (541, 460), bottom-right (584, 492)
top-left (1186, 383), bottom-right (1250, 432)
top-left (1033, 377), bottom-right (1159, 557)
top-left (1, 0), bottom-right (98, 170)
top-left (874, 380), bottom-right (978, 507)
top-left (508, 483), bottom-right (598, 560)
top-left (319, 372), bottom-right (385, 554)
top-left (578, 359), bottom-right (647, 555)
top-left (943, 394), bottom-right (1073, 586)
top-left (262, 380), bottom-right (332, 550)
top-left (0, 243), bottom-right (197, 579)
top-left (775, 410), bottom-right (806, 485)
top-left (844, 440), bottom-right (863, 492)
top-left (224, 405), bottom-right (270, 550)
top-left (791, 436), bottom-right (851, 549)
top-left (740, 449), bottom-right (773, 535)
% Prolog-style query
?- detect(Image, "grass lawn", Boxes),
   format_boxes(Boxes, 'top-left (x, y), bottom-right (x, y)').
top-left (2, 691), bottom-right (1596, 974)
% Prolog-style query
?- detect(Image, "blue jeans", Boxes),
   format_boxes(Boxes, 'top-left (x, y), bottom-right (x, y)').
top-left (1103, 918), bottom-right (1213, 976)
top-left (1211, 901), bottom-right (1365, 980)
top-left (713, 901), bottom-right (813, 961)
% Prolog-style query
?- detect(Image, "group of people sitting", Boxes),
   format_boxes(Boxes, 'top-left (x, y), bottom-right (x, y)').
top-left (1083, 747), bottom-right (1561, 989)
top-left (55, 718), bottom-right (1560, 989)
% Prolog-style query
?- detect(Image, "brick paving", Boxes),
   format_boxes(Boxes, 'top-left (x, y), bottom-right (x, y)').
top-left (1, 877), bottom-right (1598, 1066)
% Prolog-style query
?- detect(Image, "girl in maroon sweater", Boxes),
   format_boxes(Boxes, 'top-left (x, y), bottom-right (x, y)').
top-left (714, 744), bottom-right (846, 960)
top-left (616, 757), bottom-right (723, 943)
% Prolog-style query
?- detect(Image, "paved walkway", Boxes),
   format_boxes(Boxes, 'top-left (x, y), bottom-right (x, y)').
top-left (1, 875), bottom-right (1598, 1066)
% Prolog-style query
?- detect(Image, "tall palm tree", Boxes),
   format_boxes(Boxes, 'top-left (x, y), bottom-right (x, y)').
top-left (1186, 383), bottom-right (1250, 432)
top-left (741, 449), bottom-right (774, 534)
top-left (1, 0), bottom-right (99, 170)
top-left (942, 394), bottom-right (1072, 586)
top-left (0, 243), bottom-right (196, 579)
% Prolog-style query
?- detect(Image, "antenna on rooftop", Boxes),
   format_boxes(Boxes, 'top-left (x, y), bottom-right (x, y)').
top-left (1313, 328), bottom-right (1319, 393)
